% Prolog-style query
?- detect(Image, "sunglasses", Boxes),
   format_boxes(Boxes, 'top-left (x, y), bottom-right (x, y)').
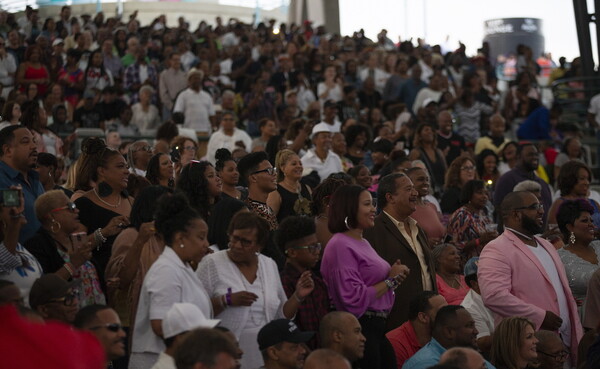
top-left (252, 167), bottom-right (277, 176)
top-left (288, 243), bottom-right (322, 254)
top-left (48, 290), bottom-right (78, 306)
top-left (50, 202), bottom-right (77, 214)
top-left (90, 323), bottom-right (124, 333)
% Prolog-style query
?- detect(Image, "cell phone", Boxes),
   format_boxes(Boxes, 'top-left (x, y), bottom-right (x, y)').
top-left (69, 232), bottom-right (87, 252)
top-left (170, 146), bottom-right (181, 163)
top-left (0, 189), bottom-right (20, 207)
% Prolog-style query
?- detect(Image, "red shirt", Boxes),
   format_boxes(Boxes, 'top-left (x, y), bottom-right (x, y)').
top-left (386, 321), bottom-right (423, 369)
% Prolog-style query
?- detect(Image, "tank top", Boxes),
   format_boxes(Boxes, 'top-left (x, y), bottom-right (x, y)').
top-left (276, 183), bottom-right (312, 222)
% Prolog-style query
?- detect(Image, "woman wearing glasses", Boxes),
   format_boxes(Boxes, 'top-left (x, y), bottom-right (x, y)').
top-left (277, 215), bottom-right (330, 349)
top-left (169, 136), bottom-right (198, 175)
top-left (320, 184), bottom-right (409, 369)
top-left (197, 211), bottom-right (314, 369)
top-left (25, 190), bottom-right (105, 307)
top-left (441, 156), bottom-right (478, 215)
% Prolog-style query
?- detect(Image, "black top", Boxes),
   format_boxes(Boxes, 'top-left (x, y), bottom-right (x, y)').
top-left (440, 186), bottom-right (462, 215)
top-left (276, 183), bottom-right (312, 223)
top-left (208, 196), bottom-right (248, 250)
top-left (417, 147), bottom-right (446, 196)
top-left (24, 228), bottom-right (66, 274)
top-left (74, 196), bottom-right (121, 288)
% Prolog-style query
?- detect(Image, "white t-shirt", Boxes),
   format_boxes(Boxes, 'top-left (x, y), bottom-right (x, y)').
top-left (173, 88), bottom-right (216, 133)
top-left (301, 149), bottom-right (343, 182)
top-left (461, 289), bottom-right (495, 339)
top-left (528, 242), bottom-right (572, 346)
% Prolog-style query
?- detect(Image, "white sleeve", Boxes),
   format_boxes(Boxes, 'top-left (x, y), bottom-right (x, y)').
top-left (173, 92), bottom-right (185, 113)
top-left (147, 263), bottom-right (182, 320)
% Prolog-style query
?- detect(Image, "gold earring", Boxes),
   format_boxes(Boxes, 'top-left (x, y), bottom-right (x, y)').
top-left (50, 218), bottom-right (61, 233)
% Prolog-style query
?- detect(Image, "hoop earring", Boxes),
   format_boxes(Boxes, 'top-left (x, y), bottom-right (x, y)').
top-left (569, 231), bottom-right (576, 245)
top-left (50, 218), bottom-right (61, 233)
top-left (344, 217), bottom-right (351, 230)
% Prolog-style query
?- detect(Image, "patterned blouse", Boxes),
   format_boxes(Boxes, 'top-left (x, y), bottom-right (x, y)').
top-left (245, 198), bottom-right (278, 230)
top-left (446, 206), bottom-right (492, 263)
top-left (56, 248), bottom-right (106, 307)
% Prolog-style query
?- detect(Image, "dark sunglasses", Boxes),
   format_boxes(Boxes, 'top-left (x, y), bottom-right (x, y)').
top-left (50, 202), bottom-right (77, 214)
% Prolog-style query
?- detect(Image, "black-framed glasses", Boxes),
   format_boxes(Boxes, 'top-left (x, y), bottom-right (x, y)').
top-left (290, 243), bottom-right (322, 254)
top-left (90, 323), bottom-right (124, 333)
top-left (229, 234), bottom-right (255, 248)
top-left (50, 202), bottom-right (77, 214)
top-left (183, 145), bottom-right (197, 152)
top-left (537, 349), bottom-right (569, 361)
top-left (252, 167), bottom-right (277, 176)
top-left (48, 290), bottom-right (78, 306)
top-left (514, 203), bottom-right (544, 211)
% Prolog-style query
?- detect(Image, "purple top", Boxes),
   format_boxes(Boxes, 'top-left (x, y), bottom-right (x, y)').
top-left (320, 233), bottom-right (394, 317)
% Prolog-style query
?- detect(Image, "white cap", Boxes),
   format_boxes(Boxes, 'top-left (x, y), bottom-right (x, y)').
top-left (52, 38), bottom-right (64, 47)
top-left (311, 122), bottom-right (332, 139)
top-left (422, 97), bottom-right (438, 108)
top-left (162, 303), bottom-right (220, 339)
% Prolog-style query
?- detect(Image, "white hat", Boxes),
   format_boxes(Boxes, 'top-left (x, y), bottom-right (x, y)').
top-left (52, 38), bottom-right (64, 47)
top-left (162, 303), bottom-right (220, 339)
top-left (421, 97), bottom-right (438, 109)
top-left (311, 122), bottom-right (332, 139)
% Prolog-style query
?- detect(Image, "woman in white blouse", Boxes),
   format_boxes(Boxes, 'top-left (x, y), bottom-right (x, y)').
top-left (129, 193), bottom-right (213, 369)
top-left (197, 211), bottom-right (314, 369)
top-left (131, 85), bottom-right (161, 131)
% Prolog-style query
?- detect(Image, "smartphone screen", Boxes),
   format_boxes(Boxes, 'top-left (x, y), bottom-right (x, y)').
top-left (1, 189), bottom-right (20, 207)
top-left (69, 232), bottom-right (87, 252)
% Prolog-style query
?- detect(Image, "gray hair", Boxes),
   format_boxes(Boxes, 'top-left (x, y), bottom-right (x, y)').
top-left (513, 180), bottom-right (541, 193)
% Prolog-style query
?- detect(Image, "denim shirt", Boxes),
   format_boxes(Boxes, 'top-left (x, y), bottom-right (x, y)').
top-left (0, 161), bottom-right (44, 243)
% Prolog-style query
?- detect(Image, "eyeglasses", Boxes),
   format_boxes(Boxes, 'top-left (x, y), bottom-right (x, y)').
top-left (252, 167), bottom-right (277, 176)
top-left (47, 290), bottom-right (78, 306)
top-left (537, 349), bottom-right (569, 361)
top-left (183, 146), bottom-right (197, 152)
top-left (514, 203), bottom-right (544, 211)
top-left (460, 165), bottom-right (475, 171)
top-left (134, 145), bottom-right (152, 153)
top-left (289, 243), bottom-right (322, 254)
top-left (229, 234), bottom-right (255, 248)
top-left (50, 202), bottom-right (77, 214)
top-left (90, 323), bottom-right (124, 333)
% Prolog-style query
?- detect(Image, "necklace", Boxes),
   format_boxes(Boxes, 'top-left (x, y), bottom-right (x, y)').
top-left (93, 187), bottom-right (122, 208)
top-left (505, 227), bottom-right (533, 241)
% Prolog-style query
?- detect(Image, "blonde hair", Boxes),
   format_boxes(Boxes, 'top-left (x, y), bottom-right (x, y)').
top-left (275, 149), bottom-right (299, 182)
top-left (34, 190), bottom-right (68, 223)
top-left (64, 160), bottom-right (78, 191)
top-left (491, 317), bottom-right (536, 369)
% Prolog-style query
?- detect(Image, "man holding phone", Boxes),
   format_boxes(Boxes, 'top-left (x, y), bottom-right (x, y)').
top-left (0, 126), bottom-right (44, 243)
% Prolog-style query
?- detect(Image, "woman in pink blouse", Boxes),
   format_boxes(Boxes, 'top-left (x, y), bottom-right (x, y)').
top-left (432, 243), bottom-right (470, 305)
top-left (320, 184), bottom-right (409, 369)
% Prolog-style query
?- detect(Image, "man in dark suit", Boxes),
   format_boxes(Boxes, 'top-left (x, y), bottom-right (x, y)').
top-left (364, 173), bottom-right (436, 331)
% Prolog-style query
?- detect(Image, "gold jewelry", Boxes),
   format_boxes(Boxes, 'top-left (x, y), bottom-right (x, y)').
top-left (50, 218), bottom-right (61, 233)
top-left (93, 187), bottom-right (122, 208)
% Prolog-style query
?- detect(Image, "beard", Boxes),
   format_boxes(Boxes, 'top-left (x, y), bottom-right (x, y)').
top-left (521, 213), bottom-right (544, 235)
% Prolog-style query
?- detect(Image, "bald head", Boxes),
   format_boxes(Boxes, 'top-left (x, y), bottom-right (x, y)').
top-left (319, 311), bottom-right (365, 362)
top-left (439, 347), bottom-right (486, 369)
top-left (304, 349), bottom-right (351, 369)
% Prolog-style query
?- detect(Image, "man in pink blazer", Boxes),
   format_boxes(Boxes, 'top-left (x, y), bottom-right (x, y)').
top-left (478, 191), bottom-right (582, 365)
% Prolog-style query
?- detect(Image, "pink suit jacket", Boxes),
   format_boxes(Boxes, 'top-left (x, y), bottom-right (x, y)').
top-left (478, 230), bottom-right (583, 357)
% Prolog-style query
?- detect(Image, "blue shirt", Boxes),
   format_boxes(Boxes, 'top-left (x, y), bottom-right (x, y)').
top-left (402, 338), bottom-right (496, 369)
top-left (0, 161), bottom-right (44, 243)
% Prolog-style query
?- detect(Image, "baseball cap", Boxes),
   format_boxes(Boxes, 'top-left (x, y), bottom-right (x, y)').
top-left (162, 303), bottom-right (220, 339)
top-left (464, 257), bottom-right (480, 277)
top-left (257, 319), bottom-right (314, 350)
top-left (422, 97), bottom-right (438, 109)
top-left (52, 38), bottom-right (64, 47)
top-left (311, 122), bottom-right (332, 139)
top-left (29, 274), bottom-right (77, 309)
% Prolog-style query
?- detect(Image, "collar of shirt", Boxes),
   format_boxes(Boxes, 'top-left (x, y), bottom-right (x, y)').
top-left (383, 210), bottom-right (417, 230)
top-left (161, 246), bottom-right (191, 271)
top-left (0, 160), bottom-right (39, 183)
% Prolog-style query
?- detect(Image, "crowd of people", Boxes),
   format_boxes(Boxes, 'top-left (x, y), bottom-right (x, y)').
top-left (1, 5), bottom-right (600, 369)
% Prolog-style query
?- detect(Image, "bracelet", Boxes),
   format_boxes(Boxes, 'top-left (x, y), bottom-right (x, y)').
top-left (293, 292), bottom-right (304, 303)
top-left (384, 277), bottom-right (398, 290)
top-left (94, 228), bottom-right (107, 247)
top-left (63, 262), bottom-right (74, 276)
top-left (226, 288), bottom-right (232, 306)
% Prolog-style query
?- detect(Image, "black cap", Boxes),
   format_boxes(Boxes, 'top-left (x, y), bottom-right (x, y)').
top-left (323, 100), bottom-right (338, 109)
top-left (29, 274), bottom-right (77, 309)
top-left (257, 319), bottom-right (314, 350)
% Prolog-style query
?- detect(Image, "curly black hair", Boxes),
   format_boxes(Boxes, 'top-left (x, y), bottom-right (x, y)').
top-left (215, 148), bottom-right (234, 172)
top-left (176, 160), bottom-right (214, 220)
top-left (155, 192), bottom-right (200, 246)
top-left (310, 178), bottom-right (346, 215)
top-left (344, 124), bottom-right (371, 149)
top-left (146, 153), bottom-right (173, 188)
top-left (476, 149), bottom-right (499, 179)
top-left (556, 199), bottom-right (595, 242)
top-left (276, 216), bottom-right (316, 254)
top-left (130, 185), bottom-right (173, 230)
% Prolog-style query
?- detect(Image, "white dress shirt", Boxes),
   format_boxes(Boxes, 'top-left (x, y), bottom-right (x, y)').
top-left (173, 88), bottom-right (215, 133)
top-left (301, 149), bottom-right (343, 182)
